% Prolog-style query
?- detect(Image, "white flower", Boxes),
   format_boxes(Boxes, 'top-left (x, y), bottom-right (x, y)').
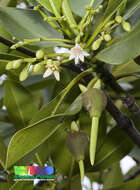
top-left (43, 60), bottom-right (60, 81)
top-left (69, 44), bottom-right (90, 65)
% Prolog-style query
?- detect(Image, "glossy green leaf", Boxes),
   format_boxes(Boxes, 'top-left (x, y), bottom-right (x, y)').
top-left (36, 0), bottom-right (62, 13)
top-left (4, 80), bottom-right (38, 129)
top-left (0, 136), bottom-right (7, 168)
top-left (108, 176), bottom-right (140, 190)
top-left (6, 95), bottom-right (82, 169)
top-left (0, 7), bottom-right (62, 42)
top-left (123, 0), bottom-right (140, 20)
top-left (31, 69), bottom-right (92, 123)
top-left (93, 127), bottom-right (134, 171)
top-left (103, 162), bottom-right (123, 189)
top-left (0, 24), bottom-right (11, 53)
top-left (96, 21), bottom-right (140, 65)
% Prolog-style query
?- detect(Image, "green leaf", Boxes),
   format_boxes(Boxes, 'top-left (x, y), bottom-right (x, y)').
top-left (4, 80), bottom-right (38, 129)
top-left (0, 24), bottom-right (11, 53)
top-left (0, 136), bottom-right (7, 168)
top-left (6, 95), bottom-right (82, 169)
top-left (0, 7), bottom-right (62, 42)
top-left (103, 162), bottom-right (123, 190)
top-left (36, 0), bottom-right (62, 13)
top-left (96, 21), bottom-right (140, 65)
top-left (92, 127), bottom-right (134, 171)
top-left (108, 176), bottom-right (140, 190)
top-left (123, 0), bottom-right (140, 20)
top-left (31, 69), bottom-right (92, 123)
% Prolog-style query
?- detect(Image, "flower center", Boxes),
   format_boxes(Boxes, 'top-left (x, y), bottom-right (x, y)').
top-left (71, 47), bottom-right (83, 57)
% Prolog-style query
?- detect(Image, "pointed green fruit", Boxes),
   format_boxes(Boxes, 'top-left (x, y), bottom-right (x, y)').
top-left (66, 131), bottom-right (89, 161)
top-left (36, 50), bottom-right (44, 59)
top-left (122, 21), bottom-right (131, 32)
top-left (115, 16), bottom-right (122, 23)
top-left (82, 88), bottom-right (107, 117)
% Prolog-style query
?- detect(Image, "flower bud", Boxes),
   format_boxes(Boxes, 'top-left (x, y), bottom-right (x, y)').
top-left (115, 16), bottom-right (122, 23)
top-left (92, 38), bottom-right (103, 51)
top-left (6, 61), bottom-right (13, 70)
top-left (33, 64), bottom-right (42, 73)
top-left (82, 88), bottom-right (107, 117)
top-left (12, 60), bottom-right (22, 69)
top-left (71, 121), bottom-right (79, 132)
top-left (66, 131), bottom-right (89, 161)
top-left (36, 50), bottom-right (44, 59)
top-left (19, 70), bottom-right (29, 81)
top-left (104, 34), bottom-right (112, 42)
top-left (122, 21), bottom-right (131, 32)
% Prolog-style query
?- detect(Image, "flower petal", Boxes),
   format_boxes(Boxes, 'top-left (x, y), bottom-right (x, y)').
top-left (54, 71), bottom-right (60, 81)
top-left (43, 68), bottom-right (53, 78)
top-left (79, 54), bottom-right (84, 62)
top-left (83, 51), bottom-right (90, 57)
top-left (75, 56), bottom-right (79, 65)
top-left (69, 54), bottom-right (75, 60)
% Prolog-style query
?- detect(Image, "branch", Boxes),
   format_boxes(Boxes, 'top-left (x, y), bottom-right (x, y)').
top-left (93, 61), bottom-right (140, 119)
top-left (0, 36), bottom-right (140, 147)
top-left (0, 36), bottom-right (35, 57)
top-left (106, 95), bottom-right (140, 147)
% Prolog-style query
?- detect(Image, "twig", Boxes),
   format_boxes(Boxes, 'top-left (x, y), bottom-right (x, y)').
top-left (0, 36), bottom-right (35, 57)
top-left (106, 95), bottom-right (140, 147)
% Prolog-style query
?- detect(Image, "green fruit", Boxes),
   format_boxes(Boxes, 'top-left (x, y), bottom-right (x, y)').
top-left (82, 88), bottom-right (107, 117)
top-left (66, 131), bottom-right (89, 161)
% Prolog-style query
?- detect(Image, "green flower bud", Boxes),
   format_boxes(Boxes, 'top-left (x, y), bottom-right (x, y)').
top-left (19, 70), bottom-right (29, 81)
top-left (82, 88), bottom-right (107, 117)
top-left (6, 61), bottom-right (13, 70)
top-left (122, 21), bottom-right (131, 32)
top-left (36, 50), bottom-right (44, 59)
top-left (33, 64), bottom-right (42, 73)
top-left (92, 38), bottom-right (103, 51)
top-left (104, 34), bottom-right (112, 42)
top-left (98, 5), bottom-right (103, 9)
top-left (71, 121), bottom-right (79, 132)
top-left (12, 60), bottom-right (22, 69)
top-left (66, 131), bottom-right (89, 161)
top-left (115, 16), bottom-right (122, 23)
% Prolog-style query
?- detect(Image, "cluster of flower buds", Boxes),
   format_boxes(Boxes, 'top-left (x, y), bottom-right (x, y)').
top-left (5, 49), bottom-right (61, 82)
top-left (115, 16), bottom-right (131, 32)
top-left (92, 15), bottom-right (131, 51)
